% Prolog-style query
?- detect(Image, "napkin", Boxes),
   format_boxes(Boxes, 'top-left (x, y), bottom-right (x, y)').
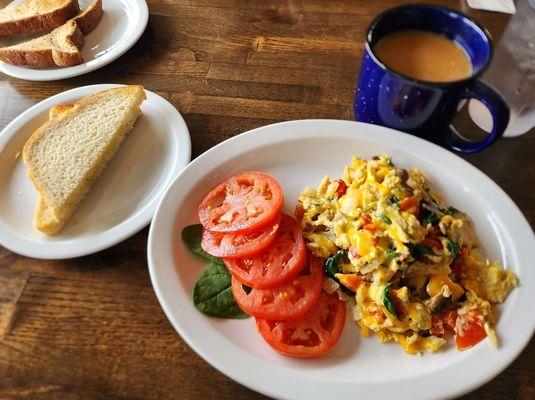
top-left (466, 0), bottom-right (516, 13)
top-left (468, 0), bottom-right (535, 137)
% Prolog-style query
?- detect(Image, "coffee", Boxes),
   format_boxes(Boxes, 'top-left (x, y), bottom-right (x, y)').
top-left (373, 30), bottom-right (472, 82)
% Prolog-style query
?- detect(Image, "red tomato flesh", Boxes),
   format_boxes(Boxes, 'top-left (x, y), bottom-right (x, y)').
top-left (455, 309), bottom-right (487, 350)
top-left (231, 256), bottom-right (323, 320)
top-left (256, 291), bottom-right (346, 358)
top-left (224, 214), bottom-right (306, 289)
top-left (201, 218), bottom-right (279, 258)
top-left (198, 171), bottom-right (284, 234)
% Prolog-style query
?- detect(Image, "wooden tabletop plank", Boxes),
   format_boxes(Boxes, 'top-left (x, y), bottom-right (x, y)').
top-left (0, 0), bottom-right (533, 399)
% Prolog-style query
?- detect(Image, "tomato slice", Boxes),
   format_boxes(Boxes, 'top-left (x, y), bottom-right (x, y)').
top-left (201, 218), bottom-right (279, 258)
top-left (224, 214), bottom-right (306, 289)
top-left (231, 256), bottom-right (323, 320)
top-left (256, 291), bottom-right (346, 358)
top-left (455, 309), bottom-right (487, 350)
top-left (198, 171), bottom-right (284, 234)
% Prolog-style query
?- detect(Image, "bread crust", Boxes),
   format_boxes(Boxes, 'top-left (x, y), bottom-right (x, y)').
top-left (0, 20), bottom-right (84, 67)
top-left (0, 0), bottom-right (80, 36)
top-left (22, 86), bottom-right (147, 235)
top-left (72, 0), bottom-right (102, 35)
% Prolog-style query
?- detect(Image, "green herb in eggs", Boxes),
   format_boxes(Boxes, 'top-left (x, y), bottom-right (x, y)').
top-left (385, 248), bottom-right (397, 259)
top-left (423, 212), bottom-right (439, 226)
top-left (387, 194), bottom-right (399, 204)
top-left (443, 206), bottom-right (458, 216)
top-left (325, 249), bottom-right (346, 277)
top-left (383, 285), bottom-right (399, 318)
top-left (447, 239), bottom-right (460, 259)
top-left (379, 214), bottom-right (392, 224)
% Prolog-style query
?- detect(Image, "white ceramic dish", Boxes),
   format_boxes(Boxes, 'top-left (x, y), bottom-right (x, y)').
top-left (147, 120), bottom-right (535, 400)
top-left (0, 84), bottom-right (191, 259)
top-left (0, 0), bottom-right (148, 81)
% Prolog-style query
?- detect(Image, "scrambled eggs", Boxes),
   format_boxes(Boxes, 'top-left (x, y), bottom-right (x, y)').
top-left (297, 155), bottom-right (519, 355)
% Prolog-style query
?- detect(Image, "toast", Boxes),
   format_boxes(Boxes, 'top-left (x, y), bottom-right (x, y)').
top-left (72, 0), bottom-right (101, 35)
top-left (0, 0), bottom-right (103, 67)
top-left (0, 19), bottom-right (83, 66)
top-left (23, 86), bottom-right (147, 235)
top-left (0, 0), bottom-right (80, 36)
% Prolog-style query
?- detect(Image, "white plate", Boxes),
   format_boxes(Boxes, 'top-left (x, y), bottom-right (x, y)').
top-left (0, 84), bottom-right (191, 259)
top-left (0, 0), bottom-right (148, 81)
top-left (147, 120), bottom-right (535, 400)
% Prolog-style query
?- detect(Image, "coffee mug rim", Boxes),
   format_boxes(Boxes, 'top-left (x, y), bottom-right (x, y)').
top-left (365, 3), bottom-right (494, 88)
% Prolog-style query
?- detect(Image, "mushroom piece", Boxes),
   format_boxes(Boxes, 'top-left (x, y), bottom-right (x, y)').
top-left (427, 292), bottom-right (450, 313)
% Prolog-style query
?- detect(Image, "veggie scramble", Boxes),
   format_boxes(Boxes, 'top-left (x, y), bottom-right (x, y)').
top-left (297, 155), bottom-right (519, 355)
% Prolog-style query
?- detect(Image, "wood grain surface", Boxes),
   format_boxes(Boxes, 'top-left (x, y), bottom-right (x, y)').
top-left (1, 1), bottom-right (534, 399)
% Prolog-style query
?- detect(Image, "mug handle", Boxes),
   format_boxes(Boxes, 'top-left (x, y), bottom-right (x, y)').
top-left (444, 80), bottom-right (510, 154)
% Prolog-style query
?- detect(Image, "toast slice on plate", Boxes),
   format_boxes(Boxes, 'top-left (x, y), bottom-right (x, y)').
top-left (0, 0), bottom-right (80, 36)
top-left (23, 86), bottom-right (147, 235)
top-left (0, 19), bottom-right (83, 66)
top-left (0, 0), bottom-right (103, 67)
top-left (72, 0), bottom-right (101, 35)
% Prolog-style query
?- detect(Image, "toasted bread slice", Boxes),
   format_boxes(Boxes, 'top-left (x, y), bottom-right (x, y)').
top-left (0, 0), bottom-right (80, 36)
top-left (0, 19), bottom-right (83, 66)
top-left (72, 0), bottom-right (101, 35)
top-left (23, 86), bottom-right (147, 235)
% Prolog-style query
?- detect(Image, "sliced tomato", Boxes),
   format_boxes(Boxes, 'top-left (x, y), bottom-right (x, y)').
top-left (198, 171), bottom-right (284, 234)
top-left (224, 214), bottom-right (306, 289)
top-left (455, 309), bottom-right (487, 350)
top-left (201, 218), bottom-right (279, 258)
top-left (256, 291), bottom-right (346, 358)
top-left (231, 256), bottom-right (323, 320)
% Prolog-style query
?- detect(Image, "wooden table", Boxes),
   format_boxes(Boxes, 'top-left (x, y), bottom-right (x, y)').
top-left (1, 1), bottom-right (533, 399)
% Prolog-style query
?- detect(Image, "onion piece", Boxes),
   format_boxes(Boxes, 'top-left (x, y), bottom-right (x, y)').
top-left (322, 277), bottom-right (340, 294)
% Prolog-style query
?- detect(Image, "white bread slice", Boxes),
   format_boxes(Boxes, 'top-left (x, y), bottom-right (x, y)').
top-left (23, 86), bottom-right (147, 235)
top-left (0, 0), bottom-right (80, 36)
top-left (49, 103), bottom-right (74, 119)
top-left (72, 0), bottom-right (101, 35)
top-left (0, 19), bottom-right (83, 66)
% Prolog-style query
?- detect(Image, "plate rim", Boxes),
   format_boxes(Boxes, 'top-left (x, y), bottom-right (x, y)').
top-left (0, 0), bottom-right (149, 81)
top-left (0, 83), bottom-right (191, 259)
top-left (147, 119), bottom-right (535, 400)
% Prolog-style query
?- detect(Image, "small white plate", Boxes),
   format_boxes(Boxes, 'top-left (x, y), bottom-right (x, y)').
top-left (0, 84), bottom-right (191, 259)
top-left (147, 120), bottom-right (535, 400)
top-left (0, 0), bottom-right (148, 81)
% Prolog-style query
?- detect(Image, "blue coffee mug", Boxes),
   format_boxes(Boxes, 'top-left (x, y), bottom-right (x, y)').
top-left (354, 4), bottom-right (510, 153)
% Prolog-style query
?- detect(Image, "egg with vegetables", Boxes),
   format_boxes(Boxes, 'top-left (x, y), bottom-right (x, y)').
top-left (297, 155), bottom-right (518, 355)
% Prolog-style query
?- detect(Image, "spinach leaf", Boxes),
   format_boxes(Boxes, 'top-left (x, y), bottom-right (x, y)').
top-left (325, 249), bottom-right (346, 277)
top-left (383, 285), bottom-right (398, 318)
top-left (324, 250), bottom-right (355, 295)
top-left (447, 240), bottom-right (460, 259)
top-left (423, 212), bottom-right (439, 226)
top-left (443, 206), bottom-right (458, 216)
top-left (379, 214), bottom-right (392, 224)
top-left (385, 248), bottom-right (397, 259)
top-left (386, 157), bottom-right (394, 167)
top-left (407, 243), bottom-right (435, 259)
top-left (191, 261), bottom-right (249, 319)
top-left (387, 194), bottom-right (399, 204)
top-left (182, 224), bottom-right (223, 265)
